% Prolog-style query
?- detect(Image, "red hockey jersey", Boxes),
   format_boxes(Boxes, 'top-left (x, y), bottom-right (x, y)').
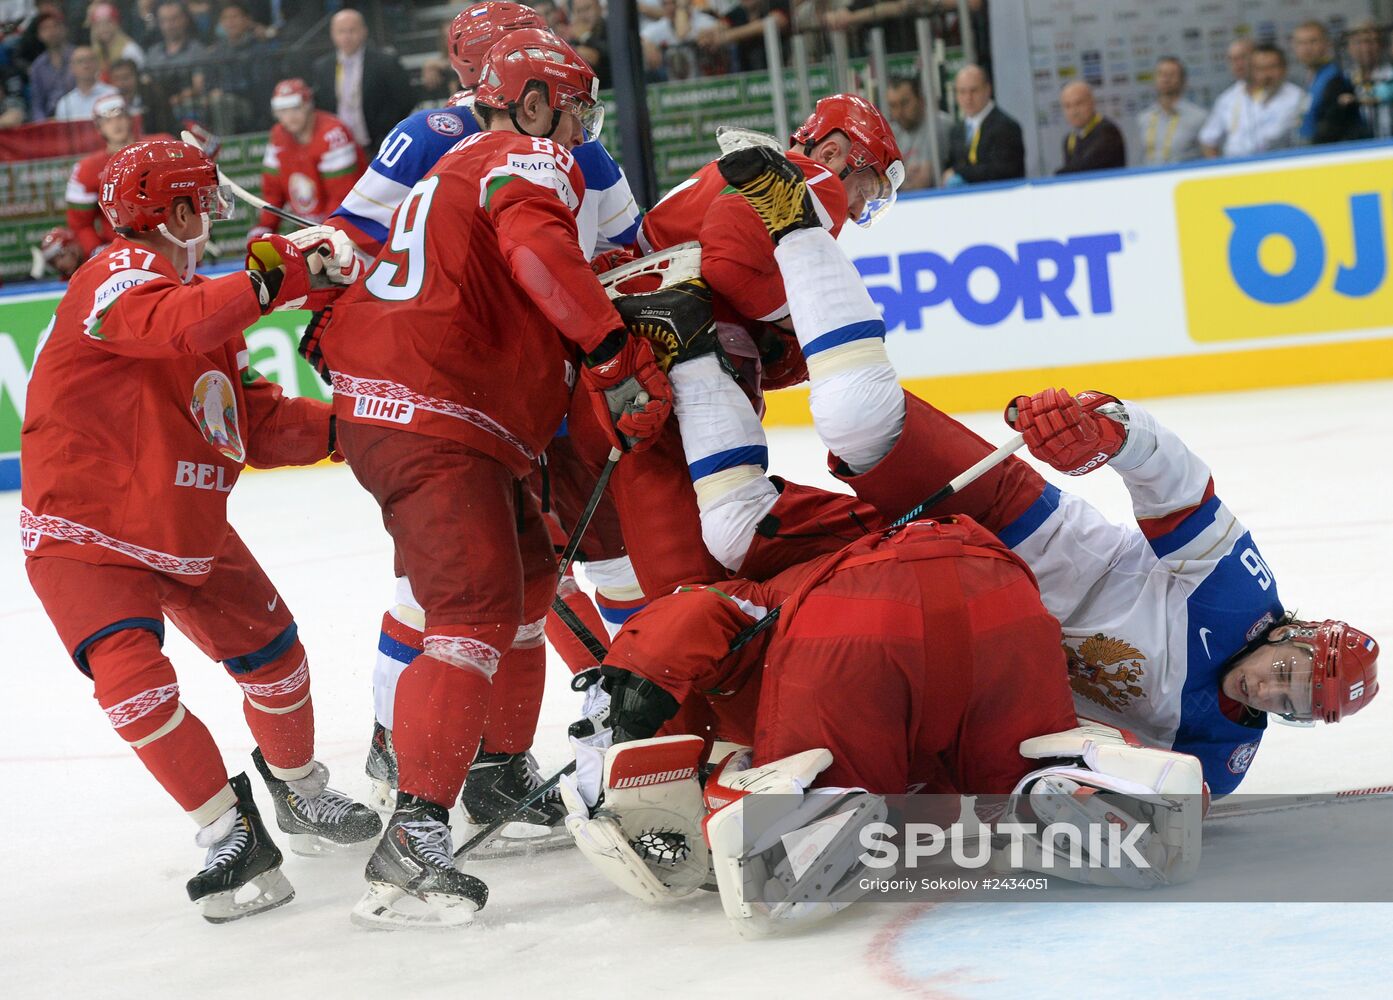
top-left (638, 150), bottom-right (849, 323)
top-left (65, 134), bottom-right (173, 257)
top-left (258, 111), bottom-right (366, 232)
top-left (20, 240), bottom-right (333, 584)
top-left (319, 130), bottom-right (623, 478)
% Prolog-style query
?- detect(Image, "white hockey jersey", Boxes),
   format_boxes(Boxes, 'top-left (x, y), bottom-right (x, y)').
top-left (999, 402), bottom-right (1282, 796)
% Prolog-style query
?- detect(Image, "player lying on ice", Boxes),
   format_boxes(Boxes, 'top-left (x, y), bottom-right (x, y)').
top-left (308, 2), bottom-right (648, 841)
top-left (312, 29), bottom-right (673, 928)
top-left (590, 142), bottom-right (1380, 796)
top-left (21, 138), bottom-right (380, 923)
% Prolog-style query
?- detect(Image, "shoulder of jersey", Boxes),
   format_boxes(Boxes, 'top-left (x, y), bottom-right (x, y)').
top-left (408, 106), bottom-right (475, 140)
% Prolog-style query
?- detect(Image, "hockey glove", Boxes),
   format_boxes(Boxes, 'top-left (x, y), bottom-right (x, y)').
top-left (599, 664), bottom-right (680, 744)
top-left (1006, 387), bottom-right (1127, 477)
top-left (613, 278), bottom-right (718, 373)
top-left (285, 225), bottom-right (364, 287)
top-left (754, 323), bottom-right (809, 390)
top-left (245, 232), bottom-right (316, 312)
top-left (591, 247), bottom-right (638, 276)
top-left (579, 329), bottom-right (673, 453)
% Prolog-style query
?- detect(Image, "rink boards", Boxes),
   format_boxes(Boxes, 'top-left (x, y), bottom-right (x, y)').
top-left (3, 139), bottom-right (1391, 488)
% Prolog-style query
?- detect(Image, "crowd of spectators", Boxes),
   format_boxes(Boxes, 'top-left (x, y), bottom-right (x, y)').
top-left (880, 18), bottom-right (1393, 191)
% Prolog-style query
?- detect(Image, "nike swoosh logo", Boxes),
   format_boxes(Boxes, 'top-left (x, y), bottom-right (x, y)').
top-left (267, 595), bottom-right (279, 612)
top-left (1199, 627), bottom-right (1213, 659)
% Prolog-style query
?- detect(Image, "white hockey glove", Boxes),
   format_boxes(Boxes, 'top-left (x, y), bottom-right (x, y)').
top-left (703, 748), bottom-right (888, 938)
top-left (558, 735), bottom-right (711, 905)
top-left (997, 723), bottom-right (1205, 889)
top-left (284, 225), bottom-right (363, 286)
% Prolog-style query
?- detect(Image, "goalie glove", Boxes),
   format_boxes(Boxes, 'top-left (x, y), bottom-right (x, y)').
top-left (612, 278), bottom-right (721, 373)
top-left (559, 735), bottom-right (711, 905)
top-left (997, 723), bottom-right (1205, 889)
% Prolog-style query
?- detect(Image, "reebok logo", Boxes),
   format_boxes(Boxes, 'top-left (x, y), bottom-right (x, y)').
top-left (1066, 452), bottom-right (1111, 476)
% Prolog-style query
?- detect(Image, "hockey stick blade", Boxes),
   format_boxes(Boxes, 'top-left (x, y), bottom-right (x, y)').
top-left (181, 129), bottom-right (316, 228)
top-left (1206, 785), bottom-right (1393, 821)
top-left (725, 432), bottom-right (1028, 652)
top-left (454, 761), bottom-right (578, 860)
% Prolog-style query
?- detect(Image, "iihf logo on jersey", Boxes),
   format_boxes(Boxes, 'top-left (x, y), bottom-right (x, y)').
top-left (189, 369), bottom-right (245, 463)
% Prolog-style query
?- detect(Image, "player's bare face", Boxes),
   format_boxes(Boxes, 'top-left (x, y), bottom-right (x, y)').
top-left (1221, 628), bottom-right (1315, 719)
top-left (99, 113), bottom-right (133, 148)
top-left (275, 105), bottom-right (314, 140)
top-left (550, 108), bottom-right (585, 149)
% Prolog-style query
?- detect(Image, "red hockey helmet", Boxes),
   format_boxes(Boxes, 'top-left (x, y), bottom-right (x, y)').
top-left (792, 93), bottom-right (905, 227)
top-left (271, 78), bottom-right (314, 112)
top-left (448, 1), bottom-right (547, 89)
top-left (1285, 619), bottom-right (1380, 724)
top-left (39, 226), bottom-right (79, 260)
top-left (98, 139), bottom-right (233, 234)
top-left (474, 28), bottom-right (603, 138)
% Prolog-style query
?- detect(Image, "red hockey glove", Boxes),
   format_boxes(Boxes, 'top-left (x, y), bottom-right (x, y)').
top-left (591, 247), bottom-right (638, 276)
top-left (754, 323), bottom-right (809, 391)
top-left (580, 329), bottom-right (673, 453)
top-left (245, 232), bottom-right (316, 312)
top-left (1005, 388), bottom-right (1126, 476)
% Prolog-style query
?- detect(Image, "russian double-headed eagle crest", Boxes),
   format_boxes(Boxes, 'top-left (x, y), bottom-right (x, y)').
top-left (1066, 634), bottom-right (1147, 713)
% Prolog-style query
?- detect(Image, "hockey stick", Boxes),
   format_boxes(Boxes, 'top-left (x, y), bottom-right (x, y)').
top-left (725, 429), bottom-right (1028, 652)
top-left (181, 129), bottom-right (316, 228)
top-left (548, 445), bottom-right (623, 664)
top-left (1205, 784), bottom-right (1393, 822)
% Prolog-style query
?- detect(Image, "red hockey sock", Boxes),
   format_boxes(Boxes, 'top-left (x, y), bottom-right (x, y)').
top-left (545, 575), bottom-right (609, 674)
top-left (483, 627), bottom-right (547, 754)
top-left (394, 652), bottom-right (495, 807)
top-left (229, 635), bottom-right (314, 778)
top-left (88, 629), bottom-right (230, 818)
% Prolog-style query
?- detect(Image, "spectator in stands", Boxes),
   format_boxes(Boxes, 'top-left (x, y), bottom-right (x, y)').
top-left (107, 56), bottom-right (177, 135)
top-left (1346, 21), bottom-right (1392, 139)
top-left (88, 3), bottom-right (145, 75)
top-left (416, 58), bottom-right (457, 110)
top-left (311, 7), bottom-right (415, 153)
top-left (145, 0), bottom-right (209, 101)
top-left (1292, 20), bottom-right (1366, 144)
top-left (54, 46), bottom-right (119, 120)
top-left (202, 1), bottom-right (276, 133)
top-left (0, 46), bottom-right (27, 128)
top-left (1200, 43), bottom-right (1304, 158)
top-left (566, 0), bottom-right (611, 89)
top-left (1057, 81), bottom-right (1124, 173)
top-left (186, 0), bottom-right (217, 41)
top-left (532, 0), bottom-right (568, 35)
top-left (132, 0), bottom-right (162, 49)
top-left (28, 11), bottom-right (76, 122)
top-left (643, 0), bottom-right (721, 82)
top-left (885, 75), bottom-right (951, 189)
top-left (1136, 56), bottom-right (1206, 165)
top-left (703, 0), bottom-right (790, 74)
top-left (942, 64), bottom-right (1023, 185)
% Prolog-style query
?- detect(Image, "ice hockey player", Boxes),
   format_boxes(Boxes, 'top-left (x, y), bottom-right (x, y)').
top-left (66, 94), bottom-right (170, 257)
top-left (567, 93), bottom-right (905, 600)
top-left (249, 78), bottom-right (366, 237)
top-left (315, 0), bottom-right (645, 829)
top-left (20, 139), bottom-right (379, 923)
top-left (654, 144), bottom-right (1382, 794)
top-left (32, 226), bottom-right (84, 281)
top-left (313, 30), bottom-right (671, 927)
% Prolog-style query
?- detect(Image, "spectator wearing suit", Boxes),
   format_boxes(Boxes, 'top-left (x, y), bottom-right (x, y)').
top-left (1057, 81), bottom-right (1125, 173)
top-left (312, 8), bottom-right (416, 154)
top-left (1292, 20), bottom-right (1367, 144)
top-left (1136, 56), bottom-right (1207, 164)
top-left (29, 11), bottom-right (76, 122)
top-left (942, 65), bottom-right (1024, 186)
top-left (1345, 21), bottom-right (1392, 139)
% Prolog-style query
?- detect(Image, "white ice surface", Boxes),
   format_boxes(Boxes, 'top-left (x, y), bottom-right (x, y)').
top-left (3, 382), bottom-right (1391, 999)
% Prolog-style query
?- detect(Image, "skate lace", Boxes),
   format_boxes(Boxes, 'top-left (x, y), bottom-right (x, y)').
top-left (204, 816), bottom-right (249, 870)
top-left (293, 787), bottom-right (358, 826)
top-left (402, 820), bottom-right (453, 868)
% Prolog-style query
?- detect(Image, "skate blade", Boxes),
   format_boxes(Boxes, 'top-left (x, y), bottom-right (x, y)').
top-left (287, 832), bottom-right (353, 857)
top-left (350, 882), bottom-right (478, 930)
top-left (197, 868), bottom-right (295, 924)
top-left (367, 778), bottom-right (396, 816)
top-left (466, 822), bottom-right (575, 861)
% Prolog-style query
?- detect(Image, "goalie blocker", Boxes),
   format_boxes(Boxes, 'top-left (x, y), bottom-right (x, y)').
top-left (562, 725), bottom-right (1206, 936)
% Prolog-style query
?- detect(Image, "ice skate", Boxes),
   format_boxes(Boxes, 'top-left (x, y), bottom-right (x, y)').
top-left (186, 771), bottom-right (294, 924)
top-left (716, 145), bottom-right (820, 244)
top-left (363, 720), bottom-right (397, 815)
top-left (351, 798), bottom-right (488, 930)
top-left (251, 747), bottom-right (382, 856)
top-left (459, 749), bottom-right (574, 859)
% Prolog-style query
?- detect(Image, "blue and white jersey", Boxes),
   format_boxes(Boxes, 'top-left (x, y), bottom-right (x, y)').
top-left (999, 403), bottom-right (1282, 796)
top-left (328, 103), bottom-right (641, 259)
